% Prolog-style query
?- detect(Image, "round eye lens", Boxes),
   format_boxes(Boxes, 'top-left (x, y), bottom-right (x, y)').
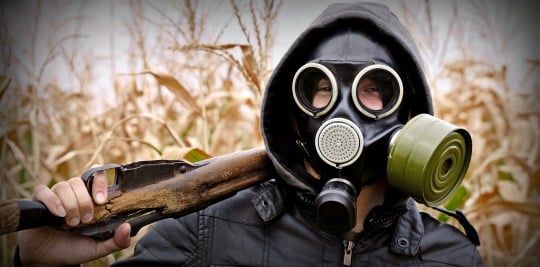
top-left (357, 70), bottom-right (394, 110)
top-left (298, 68), bottom-right (332, 108)
top-left (352, 65), bottom-right (403, 119)
top-left (312, 77), bottom-right (332, 108)
top-left (293, 63), bottom-right (338, 117)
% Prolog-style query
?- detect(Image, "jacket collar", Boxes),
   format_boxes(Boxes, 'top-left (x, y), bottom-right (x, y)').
top-left (388, 198), bottom-right (424, 256)
top-left (251, 181), bottom-right (424, 256)
top-left (251, 179), bottom-right (287, 223)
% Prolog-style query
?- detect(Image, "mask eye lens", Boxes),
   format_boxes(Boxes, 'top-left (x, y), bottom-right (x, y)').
top-left (312, 77), bottom-right (332, 108)
top-left (357, 76), bottom-right (384, 110)
top-left (293, 63), bottom-right (338, 117)
top-left (352, 65), bottom-right (403, 119)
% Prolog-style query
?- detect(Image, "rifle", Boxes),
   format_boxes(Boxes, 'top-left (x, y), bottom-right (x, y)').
top-left (0, 147), bottom-right (271, 240)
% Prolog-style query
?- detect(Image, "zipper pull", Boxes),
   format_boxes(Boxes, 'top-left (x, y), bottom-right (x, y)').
top-left (343, 240), bottom-right (354, 266)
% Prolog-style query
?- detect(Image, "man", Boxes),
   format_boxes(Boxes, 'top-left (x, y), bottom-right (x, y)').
top-left (16, 2), bottom-right (482, 266)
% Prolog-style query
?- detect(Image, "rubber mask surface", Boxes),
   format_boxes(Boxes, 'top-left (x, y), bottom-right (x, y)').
top-left (293, 61), bottom-right (405, 233)
top-left (293, 62), bottom-right (404, 169)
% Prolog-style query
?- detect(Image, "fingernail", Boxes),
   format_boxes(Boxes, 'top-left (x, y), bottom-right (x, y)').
top-left (96, 192), bottom-right (105, 203)
top-left (82, 213), bottom-right (93, 223)
top-left (69, 217), bottom-right (80, 226)
top-left (57, 205), bottom-right (66, 217)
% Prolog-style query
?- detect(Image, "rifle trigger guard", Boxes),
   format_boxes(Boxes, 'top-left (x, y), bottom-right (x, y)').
top-left (81, 164), bottom-right (120, 194)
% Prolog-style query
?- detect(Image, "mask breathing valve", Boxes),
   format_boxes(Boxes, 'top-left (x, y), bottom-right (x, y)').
top-left (315, 178), bottom-right (357, 233)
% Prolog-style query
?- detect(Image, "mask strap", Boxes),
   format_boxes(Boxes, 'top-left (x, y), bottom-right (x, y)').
top-left (431, 206), bottom-right (480, 246)
top-left (290, 112), bottom-right (312, 159)
top-left (290, 112), bottom-right (326, 180)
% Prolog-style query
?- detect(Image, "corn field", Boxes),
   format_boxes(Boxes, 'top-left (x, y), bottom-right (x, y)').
top-left (0, 1), bottom-right (538, 267)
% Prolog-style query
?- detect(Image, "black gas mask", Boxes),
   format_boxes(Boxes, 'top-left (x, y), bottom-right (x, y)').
top-left (292, 60), bottom-right (471, 233)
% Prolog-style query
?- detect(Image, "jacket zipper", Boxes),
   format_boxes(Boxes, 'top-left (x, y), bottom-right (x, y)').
top-left (342, 239), bottom-right (355, 266)
top-left (340, 210), bottom-right (404, 266)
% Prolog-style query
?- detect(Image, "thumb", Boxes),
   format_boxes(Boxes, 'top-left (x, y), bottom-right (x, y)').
top-left (90, 167), bottom-right (109, 204)
top-left (95, 223), bottom-right (132, 257)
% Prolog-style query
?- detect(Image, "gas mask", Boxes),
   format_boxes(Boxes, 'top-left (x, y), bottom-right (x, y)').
top-left (292, 61), bottom-right (472, 233)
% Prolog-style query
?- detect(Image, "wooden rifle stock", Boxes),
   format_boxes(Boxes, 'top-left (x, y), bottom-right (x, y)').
top-left (0, 147), bottom-right (272, 239)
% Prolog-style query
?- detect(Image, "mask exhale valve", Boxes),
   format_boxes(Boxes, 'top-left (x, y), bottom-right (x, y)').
top-left (315, 178), bottom-right (357, 233)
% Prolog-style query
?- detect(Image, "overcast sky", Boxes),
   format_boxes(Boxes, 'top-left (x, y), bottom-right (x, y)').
top-left (1, 1), bottom-right (538, 96)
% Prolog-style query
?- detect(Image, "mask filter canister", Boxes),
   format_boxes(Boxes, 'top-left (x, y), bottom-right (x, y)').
top-left (387, 114), bottom-right (472, 206)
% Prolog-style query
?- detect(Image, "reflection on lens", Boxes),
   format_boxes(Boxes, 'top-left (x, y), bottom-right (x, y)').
top-left (293, 63), bottom-right (338, 117)
top-left (352, 64), bottom-right (403, 120)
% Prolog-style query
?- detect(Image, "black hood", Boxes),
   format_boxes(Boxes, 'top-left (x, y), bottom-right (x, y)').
top-left (261, 2), bottom-right (433, 196)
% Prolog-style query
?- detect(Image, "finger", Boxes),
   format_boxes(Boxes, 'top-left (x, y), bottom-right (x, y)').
top-left (32, 184), bottom-right (66, 217)
top-left (91, 169), bottom-right (108, 204)
top-left (52, 181), bottom-right (80, 226)
top-left (95, 223), bottom-right (131, 257)
top-left (68, 178), bottom-right (94, 224)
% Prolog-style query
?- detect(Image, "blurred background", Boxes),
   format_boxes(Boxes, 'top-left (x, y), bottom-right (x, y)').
top-left (0, 0), bottom-right (538, 266)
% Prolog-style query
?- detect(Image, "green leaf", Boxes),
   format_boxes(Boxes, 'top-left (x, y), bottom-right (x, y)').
top-left (438, 185), bottom-right (469, 222)
top-left (498, 170), bottom-right (515, 182)
top-left (183, 148), bottom-right (212, 162)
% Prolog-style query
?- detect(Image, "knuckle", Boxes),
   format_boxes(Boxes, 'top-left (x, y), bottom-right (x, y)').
top-left (78, 197), bottom-right (93, 209)
top-left (32, 185), bottom-right (56, 203)
top-left (51, 181), bottom-right (68, 191)
top-left (31, 184), bottom-right (47, 197)
top-left (68, 177), bottom-right (84, 186)
top-left (63, 202), bottom-right (79, 215)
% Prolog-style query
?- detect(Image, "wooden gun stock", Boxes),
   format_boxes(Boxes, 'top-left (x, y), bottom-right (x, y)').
top-left (0, 147), bottom-right (272, 240)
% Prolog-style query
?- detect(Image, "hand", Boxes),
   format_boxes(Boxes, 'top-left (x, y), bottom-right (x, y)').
top-left (17, 170), bottom-right (132, 266)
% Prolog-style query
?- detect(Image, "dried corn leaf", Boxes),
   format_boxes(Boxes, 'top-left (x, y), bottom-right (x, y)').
top-left (161, 146), bottom-right (192, 160)
top-left (0, 75), bottom-right (10, 100)
top-left (144, 70), bottom-right (200, 114)
top-left (5, 139), bottom-right (36, 180)
top-left (240, 45), bottom-right (260, 91)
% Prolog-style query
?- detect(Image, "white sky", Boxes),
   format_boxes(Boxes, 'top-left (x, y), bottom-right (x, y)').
top-left (2, 0), bottom-right (538, 97)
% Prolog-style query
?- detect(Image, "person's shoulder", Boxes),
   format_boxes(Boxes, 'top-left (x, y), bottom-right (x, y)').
top-left (418, 211), bottom-right (482, 265)
top-left (139, 178), bottom-right (285, 246)
top-left (419, 211), bottom-right (473, 243)
top-left (419, 211), bottom-right (475, 245)
top-left (199, 177), bottom-right (286, 225)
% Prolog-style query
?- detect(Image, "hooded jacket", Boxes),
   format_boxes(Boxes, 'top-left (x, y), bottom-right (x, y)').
top-left (111, 2), bottom-right (482, 266)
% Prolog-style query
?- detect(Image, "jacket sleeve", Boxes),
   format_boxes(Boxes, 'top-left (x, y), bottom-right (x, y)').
top-left (112, 211), bottom-right (200, 267)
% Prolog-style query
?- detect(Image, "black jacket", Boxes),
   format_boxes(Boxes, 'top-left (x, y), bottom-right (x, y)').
top-left (112, 179), bottom-right (482, 266)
